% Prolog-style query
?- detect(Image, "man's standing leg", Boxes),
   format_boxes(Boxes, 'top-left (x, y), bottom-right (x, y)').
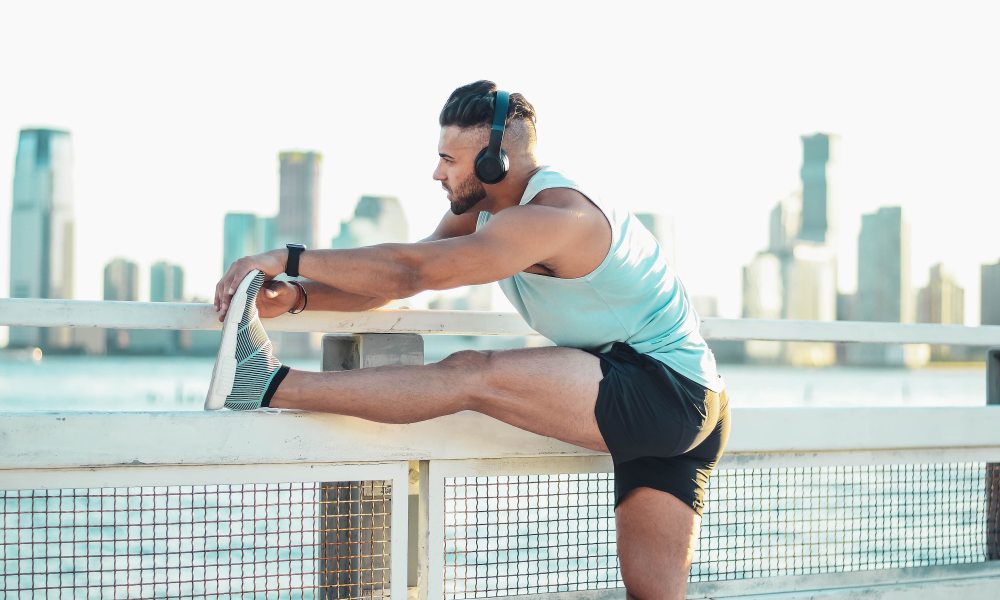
top-left (616, 488), bottom-right (700, 600)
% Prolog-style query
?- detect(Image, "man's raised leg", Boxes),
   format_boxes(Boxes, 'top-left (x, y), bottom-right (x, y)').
top-left (270, 346), bottom-right (610, 453)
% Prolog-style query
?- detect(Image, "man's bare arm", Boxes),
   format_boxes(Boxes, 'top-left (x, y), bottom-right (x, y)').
top-left (285, 204), bottom-right (584, 298)
top-left (289, 209), bottom-right (475, 311)
top-left (215, 203), bottom-right (588, 312)
top-left (299, 280), bottom-right (391, 311)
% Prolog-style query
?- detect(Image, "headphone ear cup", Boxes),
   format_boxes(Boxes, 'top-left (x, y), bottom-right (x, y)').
top-left (475, 147), bottom-right (509, 184)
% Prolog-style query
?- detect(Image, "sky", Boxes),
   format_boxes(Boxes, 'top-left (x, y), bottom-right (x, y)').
top-left (1, 0), bottom-right (999, 326)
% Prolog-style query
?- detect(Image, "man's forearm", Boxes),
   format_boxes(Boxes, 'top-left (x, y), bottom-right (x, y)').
top-left (290, 245), bottom-right (424, 299)
top-left (300, 280), bottom-right (391, 312)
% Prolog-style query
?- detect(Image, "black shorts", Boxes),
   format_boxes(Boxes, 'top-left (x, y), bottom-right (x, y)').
top-left (586, 342), bottom-right (730, 516)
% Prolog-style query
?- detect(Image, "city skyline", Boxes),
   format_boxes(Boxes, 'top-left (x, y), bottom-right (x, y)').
top-left (1, 1), bottom-right (998, 326)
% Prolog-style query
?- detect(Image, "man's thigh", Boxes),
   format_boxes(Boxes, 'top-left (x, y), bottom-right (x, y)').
top-left (455, 345), bottom-right (609, 453)
top-left (616, 487), bottom-right (700, 600)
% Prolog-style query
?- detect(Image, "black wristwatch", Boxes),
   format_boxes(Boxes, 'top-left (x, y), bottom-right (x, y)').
top-left (285, 243), bottom-right (306, 277)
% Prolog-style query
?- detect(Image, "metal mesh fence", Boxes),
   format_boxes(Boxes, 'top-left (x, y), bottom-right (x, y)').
top-left (443, 463), bottom-right (998, 598)
top-left (3, 463), bottom-right (996, 598)
top-left (443, 473), bottom-right (618, 597)
top-left (696, 463), bottom-right (991, 580)
top-left (1, 480), bottom-right (391, 599)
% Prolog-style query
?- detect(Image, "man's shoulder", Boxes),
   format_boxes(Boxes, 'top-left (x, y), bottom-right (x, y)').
top-left (525, 186), bottom-right (592, 211)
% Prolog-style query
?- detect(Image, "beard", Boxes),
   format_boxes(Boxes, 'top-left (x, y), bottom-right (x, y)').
top-left (447, 173), bottom-right (487, 215)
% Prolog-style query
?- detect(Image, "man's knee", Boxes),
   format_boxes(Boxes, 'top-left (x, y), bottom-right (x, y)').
top-left (437, 349), bottom-right (499, 406)
top-left (439, 349), bottom-right (493, 370)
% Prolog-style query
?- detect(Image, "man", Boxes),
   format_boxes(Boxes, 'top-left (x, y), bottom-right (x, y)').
top-left (210, 80), bottom-right (730, 599)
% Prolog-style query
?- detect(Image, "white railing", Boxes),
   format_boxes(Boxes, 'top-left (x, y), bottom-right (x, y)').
top-left (4, 408), bottom-right (1000, 599)
top-left (2, 299), bottom-right (1000, 599)
top-left (5, 297), bottom-right (1000, 345)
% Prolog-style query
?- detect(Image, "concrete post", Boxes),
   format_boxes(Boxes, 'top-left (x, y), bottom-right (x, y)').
top-left (318, 333), bottom-right (424, 598)
top-left (988, 348), bottom-right (1000, 560)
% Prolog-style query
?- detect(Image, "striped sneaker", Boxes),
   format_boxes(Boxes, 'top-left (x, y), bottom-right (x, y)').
top-left (204, 270), bottom-right (287, 410)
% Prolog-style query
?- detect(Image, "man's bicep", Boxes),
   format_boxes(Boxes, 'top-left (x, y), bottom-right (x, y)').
top-left (417, 208), bottom-right (579, 289)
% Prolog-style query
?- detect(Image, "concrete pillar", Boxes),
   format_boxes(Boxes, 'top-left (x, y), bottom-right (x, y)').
top-left (317, 334), bottom-right (424, 598)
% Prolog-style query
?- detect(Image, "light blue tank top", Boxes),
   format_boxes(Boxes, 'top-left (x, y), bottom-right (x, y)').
top-left (477, 167), bottom-right (725, 393)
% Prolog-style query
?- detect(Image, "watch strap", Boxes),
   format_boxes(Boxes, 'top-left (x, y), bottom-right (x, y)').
top-left (285, 244), bottom-right (305, 278)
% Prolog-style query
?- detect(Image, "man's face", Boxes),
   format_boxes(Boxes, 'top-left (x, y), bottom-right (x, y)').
top-left (433, 126), bottom-right (488, 215)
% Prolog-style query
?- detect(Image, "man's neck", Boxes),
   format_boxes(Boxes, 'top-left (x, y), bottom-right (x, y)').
top-left (481, 163), bottom-right (544, 214)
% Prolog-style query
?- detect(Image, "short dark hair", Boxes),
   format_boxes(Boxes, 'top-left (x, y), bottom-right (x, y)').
top-left (439, 80), bottom-right (537, 131)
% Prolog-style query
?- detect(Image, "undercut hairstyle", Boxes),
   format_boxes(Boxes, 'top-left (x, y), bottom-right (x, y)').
top-left (439, 80), bottom-right (537, 147)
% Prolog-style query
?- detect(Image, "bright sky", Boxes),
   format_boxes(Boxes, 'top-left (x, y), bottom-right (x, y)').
top-left (1, 0), bottom-right (998, 324)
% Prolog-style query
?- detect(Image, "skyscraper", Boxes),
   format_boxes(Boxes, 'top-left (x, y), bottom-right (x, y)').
top-left (332, 195), bottom-right (409, 249)
top-left (354, 195), bottom-right (408, 242)
top-left (150, 261), bottom-right (184, 302)
top-left (856, 207), bottom-right (910, 323)
top-left (742, 251), bottom-right (784, 363)
top-left (104, 258), bottom-right (139, 354)
top-left (8, 128), bottom-right (75, 349)
top-left (258, 216), bottom-right (276, 254)
top-left (768, 193), bottom-right (801, 253)
top-left (223, 213), bottom-right (261, 274)
top-left (798, 133), bottom-right (835, 244)
top-left (851, 206), bottom-right (926, 366)
top-left (917, 264), bottom-right (964, 325)
top-left (982, 260), bottom-right (1000, 326)
top-left (274, 151), bottom-right (321, 358)
top-left (276, 151), bottom-right (321, 249)
top-left (782, 242), bottom-right (837, 367)
top-left (134, 261), bottom-right (185, 354)
top-left (103, 258), bottom-right (139, 301)
top-left (223, 213), bottom-right (277, 274)
top-left (917, 264), bottom-right (965, 361)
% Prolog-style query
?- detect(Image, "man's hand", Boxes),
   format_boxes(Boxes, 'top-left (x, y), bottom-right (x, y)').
top-left (214, 250), bottom-right (287, 318)
top-left (257, 280), bottom-right (301, 319)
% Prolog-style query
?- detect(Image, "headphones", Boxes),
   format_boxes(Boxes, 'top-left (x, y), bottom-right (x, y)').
top-left (473, 90), bottom-right (510, 184)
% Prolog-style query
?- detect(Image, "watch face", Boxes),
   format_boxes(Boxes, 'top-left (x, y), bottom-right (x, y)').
top-left (288, 243), bottom-right (306, 251)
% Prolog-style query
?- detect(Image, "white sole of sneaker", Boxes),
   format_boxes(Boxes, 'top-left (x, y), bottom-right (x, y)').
top-left (204, 270), bottom-right (260, 410)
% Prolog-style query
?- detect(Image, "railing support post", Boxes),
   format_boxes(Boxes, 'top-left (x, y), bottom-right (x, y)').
top-left (408, 459), bottom-right (430, 600)
top-left (319, 333), bottom-right (424, 598)
top-left (988, 347), bottom-right (1000, 561)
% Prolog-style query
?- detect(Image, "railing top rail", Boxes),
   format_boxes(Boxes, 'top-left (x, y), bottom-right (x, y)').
top-left (3, 298), bottom-right (1000, 345)
top-left (3, 407), bottom-right (1000, 470)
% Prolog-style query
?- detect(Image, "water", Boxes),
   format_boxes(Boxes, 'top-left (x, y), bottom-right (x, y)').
top-left (0, 351), bottom-right (987, 412)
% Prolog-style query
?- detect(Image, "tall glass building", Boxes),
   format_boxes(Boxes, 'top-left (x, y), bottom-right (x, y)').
top-left (223, 213), bottom-right (260, 274)
top-left (276, 151), bottom-right (321, 249)
top-left (982, 261), bottom-right (1000, 326)
top-left (332, 195), bottom-right (409, 249)
top-left (798, 133), bottom-right (835, 244)
top-left (8, 128), bottom-right (75, 349)
top-left (103, 258), bottom-right (139, 302)
top-left (104, 258), bottom-right (139, 354)
top-left (850, 206), bottom-right (927, 366)
top-left (150, 261), bottom-right (184, 302)
top-left (223, 213), bottom-right (276, 274)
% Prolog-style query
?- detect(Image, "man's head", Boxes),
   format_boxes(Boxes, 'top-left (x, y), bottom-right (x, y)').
top-left (433, 80), bottom-right (537, 215)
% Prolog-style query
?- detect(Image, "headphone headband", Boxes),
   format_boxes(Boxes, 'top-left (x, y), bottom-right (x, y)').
top-left (474, 90), bottom-right (511, 184)
top-left (487, 90), bottom-right (510, 156)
